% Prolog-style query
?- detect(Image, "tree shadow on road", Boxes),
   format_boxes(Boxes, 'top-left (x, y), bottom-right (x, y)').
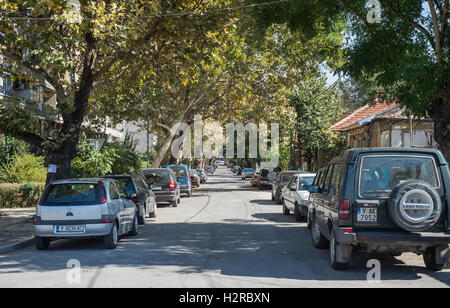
top-left (0, 220), bottom-right (448, 286)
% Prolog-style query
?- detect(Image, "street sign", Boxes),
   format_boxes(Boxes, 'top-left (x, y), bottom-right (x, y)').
top-left (90, 139), bottom-right (105, 152)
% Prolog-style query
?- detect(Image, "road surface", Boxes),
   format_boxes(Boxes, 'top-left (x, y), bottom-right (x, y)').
top-left (0, 166), bottom-right (448, 287)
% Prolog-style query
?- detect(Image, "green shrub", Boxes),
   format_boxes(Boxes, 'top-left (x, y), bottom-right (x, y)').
top-left (0, 182), bottom-right (45, 208)
top-left (0, 136), bottom-right (30, 166)
top-left (71, 139), bottom-right (116, 177)
top-left (0, 154), bottom-right (47, 183)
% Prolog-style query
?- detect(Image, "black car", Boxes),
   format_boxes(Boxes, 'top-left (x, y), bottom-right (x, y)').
top-left (307, 148), bottom-right (450, 271)
top-left (141, 168), bottom-right (181, 207)
top-left (100, 174), bottom-right (157, 225)
top-left (271, 171), bottom-right (302, 203)
top-left (257, 168), bottom-right (276, 190)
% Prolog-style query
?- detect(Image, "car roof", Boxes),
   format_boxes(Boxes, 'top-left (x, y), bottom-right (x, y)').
top-left (330, 148), bottom-right (448, 165)
top-left (51, 178), bottom-right (112, 184)
top-left (292, 173), bottom-right (316, 177)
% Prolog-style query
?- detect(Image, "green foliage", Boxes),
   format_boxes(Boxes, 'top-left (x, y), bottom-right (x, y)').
top-left (70, 139), bottom-right (116, 178)
top-left (0, 154), bottom-right (47, 183)
top-left (0, 182), bottom-right (45, 208)
top-left (0, 136), bottom-right (30, 166)
top-left (105, 134), bottom-right (142, 175)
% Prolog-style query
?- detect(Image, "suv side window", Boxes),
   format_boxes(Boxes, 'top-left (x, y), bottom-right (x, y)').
top-left (323, 165), bottom-right (334, 194)
top-left (330, 164), bottom-right (344, 201)
top-left (290, 176), bottom-right (298, 190)
top-left (318, 167), bottom-right (329, 191)
top-left (313, 169), bottom-right (324, 186)
top-left (116, 182), bottom-right (129, 199)
top-left (109, 183), bottom-right (120, 200)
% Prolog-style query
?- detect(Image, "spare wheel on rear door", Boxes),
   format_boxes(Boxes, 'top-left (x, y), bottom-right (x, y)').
top-left (388, 180), bottom-right (442, 232)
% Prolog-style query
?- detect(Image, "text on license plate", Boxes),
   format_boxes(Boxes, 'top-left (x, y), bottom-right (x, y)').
top-left (357, 208), bottom-right (377, 222)
top-left (54, 225), bottom-right (86, 233)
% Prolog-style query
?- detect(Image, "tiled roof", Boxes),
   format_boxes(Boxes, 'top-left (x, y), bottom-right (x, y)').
top-left (330, 102), bottom-right (397, 131)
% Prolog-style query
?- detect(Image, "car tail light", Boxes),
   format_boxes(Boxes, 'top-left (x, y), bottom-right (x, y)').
top-left (33, 221), bottom-right (40, 225)
top-left (339, 200), bottom-right (350, 219)
top-left (99, 182), bottom-right (107, 204)
top-left (344, 228), bottom-right (353, 233)
top-left (132, 196), bottom-right (139, 203)
top-left (169, 181), bottom-right (175, 190)
top-left (101, 220), bottom-right (111, 224)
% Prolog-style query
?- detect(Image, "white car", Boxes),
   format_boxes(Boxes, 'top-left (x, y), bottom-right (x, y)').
top-left (281, 173), bottom-right (316, 221)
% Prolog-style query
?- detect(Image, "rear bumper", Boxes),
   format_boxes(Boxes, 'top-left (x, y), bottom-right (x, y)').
top-left (336, 228), bottom-right (450, 245)
top-left (153, 191), bottom-right (177, 203)
top-left (179, 185), bottom-right (191, 193)
top-left (34, 222), bottom-right (112, 238)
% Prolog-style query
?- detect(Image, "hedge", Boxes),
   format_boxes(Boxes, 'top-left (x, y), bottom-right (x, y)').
top-left (0, 182), bottom-right (45, 209)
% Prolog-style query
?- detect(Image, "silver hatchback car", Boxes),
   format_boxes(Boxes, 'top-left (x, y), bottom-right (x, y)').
top-left (34, 178), bottom-right (139, 250)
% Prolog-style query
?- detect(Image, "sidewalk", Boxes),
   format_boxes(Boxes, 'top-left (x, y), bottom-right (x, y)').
top-left (0, 208), bottom-right (35, 253)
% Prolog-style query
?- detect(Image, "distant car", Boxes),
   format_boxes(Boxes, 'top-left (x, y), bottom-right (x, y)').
top-left (241, 168), bottom-right (255, 180)
top-left (34, 178), bottom-right (139, 250)
top-left (250, 170), bottom-right (260, 187)
top-left (257, 168), bottom-right (277, 190)
top-left (189, 169), bottom-right (201, 187)
top-left (141, 168), bottom-right (181, 207)
top-left (215, 158), bottom-right (225, 166)
top-left (281, 173), bottom-right (316, 221)
top-left (166, 164), bottom-right (192, 197)
top-left (272, 171), bottom-right (302, 203)
top-left (100, 174), bottom-right (157, 224)
top-left (205, 165), bottom-right (215, 175)
top-left (232, 165), bottom-right (240, 174)
top-left (196, 169), bottom-right (208, 183)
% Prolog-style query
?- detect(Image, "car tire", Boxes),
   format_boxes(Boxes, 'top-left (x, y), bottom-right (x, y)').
top-left (388, 180), bottom-right (442, 232)
top-left (275, 190), bottom-right (281, 204)
top-left (171, 199), bottom-right (178, 207)
top-left (187, 189), bottom-right (192, 197)
top-left (311, 213), bottom-right (329, 249)
top-left (149, 204), bottom-right (157, 218)
top-left (129, 214), bottom-right (139, 236)
top-left (294, 203), bottom-right (303, 221)
top-left (282, 200), bottom-right (290, 215)
top-left (330, 231), bottom-right (349, 270)
top-left (423, 246), bottom-right (445, 271)
top-left (35, 236), bottom-right (50, 250)
top-left (306, 210), bottom-right (312, 230)
top-left (104, 222), bottom-right (119, 249)
top-left (138, 206), bottom-right (147, 225)
top-left (271, 192), bottom-right (275, 201)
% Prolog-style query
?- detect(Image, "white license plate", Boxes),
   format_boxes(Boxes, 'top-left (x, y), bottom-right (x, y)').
top-left (152, 186), bottom-right (162, 190)
top-left (357, 208), bottom-right (377, 222)
top-left (54, 225), bottom-right (86, 233)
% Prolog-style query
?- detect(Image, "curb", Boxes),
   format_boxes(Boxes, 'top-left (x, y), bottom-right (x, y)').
top-left (0, 238), bottom-right (34, 254)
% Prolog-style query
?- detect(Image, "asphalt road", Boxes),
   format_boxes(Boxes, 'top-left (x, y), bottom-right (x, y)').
top-left (0, 166), bottom-right (449, 288)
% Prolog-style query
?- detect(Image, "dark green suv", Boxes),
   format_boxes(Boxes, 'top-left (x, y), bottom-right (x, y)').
top-left (307, 148), bottom-right (450, 271)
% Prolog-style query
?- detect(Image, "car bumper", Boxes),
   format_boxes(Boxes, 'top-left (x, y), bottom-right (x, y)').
top-left (335, 228), bottom-right (450, 245)
top-left (34, 222), bottom-right (113, 238)
top-left (179, 185), bottom-right (191, 193)
top-left (153, 191), bottom-right (177, 203)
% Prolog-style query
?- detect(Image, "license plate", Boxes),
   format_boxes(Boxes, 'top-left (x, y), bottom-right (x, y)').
top-left (357, 208), bottom-right (377, 222)
top-left (152, 186), bottom-right (162, 190)
top-left (54, 225), bottom-right (86, 233)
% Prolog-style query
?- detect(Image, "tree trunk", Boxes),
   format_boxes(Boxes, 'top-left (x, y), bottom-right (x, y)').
top-left (44, 140), bottom-right (78, 187)
top-left (431, 86), bottom-right (450, 162)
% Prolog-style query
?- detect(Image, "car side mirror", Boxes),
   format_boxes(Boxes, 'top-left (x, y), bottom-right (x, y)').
top-left (129, 192), bottom-right (137, 200)
top-left (308, 185), bottom-right (319, 193)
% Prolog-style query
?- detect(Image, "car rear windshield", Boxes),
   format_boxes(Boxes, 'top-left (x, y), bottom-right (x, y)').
top-left (113, 178), bottom-right (135, 196)
top-left (42, 183), bottom-right (102, 205)
top-left (143, 170), bottom-right (170, 184)
top-left (359, 155), bottom-right (439, 198)
top-left (169, 166), bottom-right (187, 178)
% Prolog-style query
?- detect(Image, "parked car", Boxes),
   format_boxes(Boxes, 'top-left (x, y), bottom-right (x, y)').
top-left (34, 178), bottom-right (139, 250)
top-left (101, 174), bottom-right (157, 224)
top-left (166, 164), bottom-right (192, 197)
top-left (197, 169), bottom-right (208, 183)
top-left (141, 168), bottom-right (181, 207)
top-left (307, 148), bottom-right (450, 271)
top-left (215, 158), bottom-right (225, 167)
top-left (189, 169), bottom-right (201, 187)
top-left (281, 173), bottom-right (316, 221)
top-left (250, 170), bottom-right (260, 187)
top-left (205, 165), bottom-right (215, 175)
top-left (257, 168), bottom-right (277, 190)
top-left (232, 165), bottom-right (240, 174)
top-left (241, 168), bottom-right (255, 180)
top-left (272, 171), bottom-right (302, 203)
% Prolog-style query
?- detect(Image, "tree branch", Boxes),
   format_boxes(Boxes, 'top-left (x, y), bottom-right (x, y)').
top-left (428, 0), bottom-right (443, 63)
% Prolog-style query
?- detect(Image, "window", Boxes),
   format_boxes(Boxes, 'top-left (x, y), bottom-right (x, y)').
top-left (330, 164), bottom-right (344, 199)
top-left (359, 155), bottom-right (439, 198)
top-left (323, 165), bottom-right (334, 193)
top-left (115, 182), bottom-right (129, 199)
top-left (143, 170), bottom-right (170, 184)
top-left (380, 131), bottom-right (390, 147)
top-left (42, 183), bottom-right (101, 205)
top-left (281, 172), bottom-right (295, 183)
top-left (298, 176), bottom-right (315, 190)
top-left (110, 183), bottom-right (120, 200)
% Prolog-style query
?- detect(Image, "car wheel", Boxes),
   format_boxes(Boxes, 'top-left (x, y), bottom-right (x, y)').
top-left (275, 190), bottom-right (281, 204)
top-left (306, 210), bottom-right (312, 230)
top-left (171, 199), bottom-right (178, 207)
top-left (187, 189), bottom-right (192, 197)
top-left (129, 214), bottom-right (139, 236)
top-left (149, 203), bottom-right (157, 218)
top-left (104, 222), bottom-right (119, 249)
top-left (138, 206), bottom-right (146, 225)
top-left (294, 203), bottom-right (304, 221)
top-left (423, 246), bottom-right (445, 271)
top-left (35, 236), bottom-right (50, 250)
top-left (282, 200), bottom-right (290, 215)
top-left (271, 192), bottom-right (275, 201)
top-left (330, 231), bottom-right (349, 270)
top-left (311, 214), bottom-right (329, 249)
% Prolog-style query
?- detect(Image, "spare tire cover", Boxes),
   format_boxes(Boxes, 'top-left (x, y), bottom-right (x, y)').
top-left (388, 180), bottom-right (442, 232)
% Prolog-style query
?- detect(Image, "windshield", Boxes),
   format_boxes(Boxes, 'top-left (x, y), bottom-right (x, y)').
top-left (169, 166), bottom-right (187, 178)
top-left (244, 168), bottom-right (254, 172)
top-left (298, 177), bottom-right (315, 190)
top-left (143, 170), bottom-right (170, 184)
top-left (359, 155), bottom-right (439, 198)
top-left (42, 183), bottom-right (102, 205)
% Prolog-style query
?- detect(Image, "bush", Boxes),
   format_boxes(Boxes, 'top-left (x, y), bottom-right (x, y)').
top-left (0, 136), bottom-right (29, 166)
top-left (71, 139), bottom-right (116, 178)
top-left (105, 134), bottom-right (142, 174)
top-left (0, 154), bottom-right (47, 183)
top-left (0, 182), bottom-right (45, 208)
